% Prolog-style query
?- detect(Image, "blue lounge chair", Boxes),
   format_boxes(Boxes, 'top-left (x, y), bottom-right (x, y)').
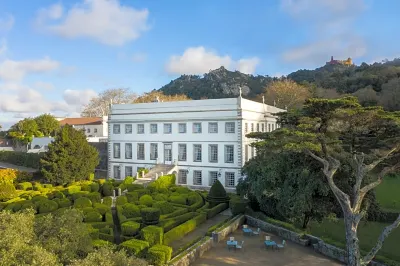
top-left (277, 240), bottom-right (286, 250)
top-left (236, 240), bottom-right (244, 251)
top-left (252, 228), bottom-right (260, 236)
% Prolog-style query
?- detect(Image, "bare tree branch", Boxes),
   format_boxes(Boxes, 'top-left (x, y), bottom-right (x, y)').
top-left (365, 146), bottom-right (398, 172)
top-left (360, 161), bottom-right (400, 195)
top-left (362, 214), bottom-right (400, 264)
top-left (352, 153), bottom-right (365, 211)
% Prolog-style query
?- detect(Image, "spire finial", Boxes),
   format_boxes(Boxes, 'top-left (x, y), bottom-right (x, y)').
top-left (239, 87), bottom-right (242, 98)
top-left (262, 95), bottom-right (265, 104)
top-left (273, 100), bottom-right (276, 107)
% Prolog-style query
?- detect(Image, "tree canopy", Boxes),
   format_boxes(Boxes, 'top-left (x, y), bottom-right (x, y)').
top-left (40, 124), bottom-right (99, 185)
top-left (262, 79), bottom-right (311, 109)
top-left (34, 114), bottom-right (60, 137)
top-left (8, 118), bottom-right (42, 144)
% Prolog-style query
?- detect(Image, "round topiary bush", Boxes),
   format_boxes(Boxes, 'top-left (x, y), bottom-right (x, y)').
top-left (126, 191), bottom-right (139, 203)
top-left (139, 194), bottom-right (153, 207)
top-left (206, 180), bottom-right (229, 208)
top-left (152, 201), bottom-right (174, 215)
top-left (122, 203), bottom-right (140, 218)
top-left (20, 201), bottom-right (36, 212)
top-left (116, 196), bottom-right (128, 206)
top-left (37, 199), bottom-right (58, 214)
top-left (16, 182), bottom-right (33, 191)
top-left (0, 181), bottom-right (17, 201)
top-left (101, 182), bottom-right (114, 197)
top-left (86, 192), bottom-right (101, 204)
top-left (141, 207), bottom-right (160, 225)
top-left (229, 196), bottom-right (249, 215)
top-left (56, 198), bottom-right (72, 208)
top-left (121, 221), bottom-right (141, 236)
top-left (90, 182), bottom-right (100, 192)
top-left (168, 195), bottom-right (186, 205)
top-left (81, 183), bottom-right (91, 192)
top-left (126, 184), bottom-right (144, 192)
top-left (136, 188), bottom-right (150, 198)
top-left (85, 210), bottom-right (103, 222)
top-left (74, 197), bottom-right (92, 208)
top-left (31, 195), bottom-right (47, 203)
top-left (70, 191), bottom-right (90, 201)
top-left (153, 193), bottom-right (168, 201)
top-left (94, 203), bottom-right (109, 215)
top-left (102, 196), bottom-right (112, 207)
top-left (48, 191), bottom-right (65, 200)
top-left (175, 186), bottom-right (191, 194)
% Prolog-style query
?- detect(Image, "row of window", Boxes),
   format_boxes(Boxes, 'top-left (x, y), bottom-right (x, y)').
top-left (85, 128), bottom-right (98, 134)
top-left (113, 143), bottom-right (235, 163)
top-left (244, 144), bottom-right (256, 161)
top-left (112, 122), bottom-right (236, 135)
top-left (177, 170), bottom-right (236, 187)
top-left (244, 122), bottom-right (277, 133)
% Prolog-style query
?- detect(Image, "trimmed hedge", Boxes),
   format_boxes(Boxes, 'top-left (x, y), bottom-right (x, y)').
top-left (65, 185), bottom-right (81, 195)
top-left (141, 225), bottom-right (163, 246)
top-left (153, 201), bottom-right (174, 215)
top-left (90, 182), bottom-right (100, 193)
top-left (139, 195), bottom-right (153, 207)
top-left (99, 232), bottom-right (114, 243)
top-left (116, 196), bottom-right (128, 206)
top-left (204, 202), bottom-right (228, 219)
top-left (85, 192), bottom-right (101, 204)
top-left (163, 212), bottom-right (207, 245)
top-left (148, 174), bottom-right (176, 191)
top-left (92, 239), bottom-right (112, 248)
top-left (126, 184), bottom-right (144, 192)
top-left (122, 203), bottom-right (141, 218)
top-left (88, 222), bottom-right (113, 229)
top-left (229, 196), bottom-right (249, 215)
top-left (175, 186), bottom-right (191, 194)
top-left (101, 182), bottom-right (114, 197)
top-left (159, 212), bottom-right (197, 232)
top-left (162, 207), bottom-right (188, 219)
top-left (153, 193), bottom-right (168, 201)
top-left (103, 196), bottom-right (112, 206)
top-left (136, 189), bottom-right (150, 198)
top-left (71, 191), bottom-right (90, 201)
top-left (141, 207), bottom-right (160, 225)
top-left (93, 203), bottom-right (109, 215)
top-left (119, 239), bottom-right (149, 257)
top-left (54, 198), bottom-right (72, 208)
top-left (187, 193), bottom-right (204, 211)
top-left (85, 210), bottom-right (103, 222)
top-left (74, 197), bottom-right (92, 208)
top-left (121, 221), bottom-right (141, 236)
top-left (169, 195), bottom-right (186, 205)
top-left (37, 199), bottom-right (58, 214)
top-left (16, 182), bottom-right (33, 191)
top-left (206, 180), bottom-right (229, 208)
top-left (48, 191), bottom-right (64, 200)
top-left (148, 245), bottom-right (172, 266)
top-left (126, 191), bottom-right (139, 202)
top-left (0, 151), bottom-right (41, 168)
top-left (32, 195), bottom-right (47, 202)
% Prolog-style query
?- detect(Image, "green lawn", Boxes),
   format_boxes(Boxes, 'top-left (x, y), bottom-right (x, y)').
top-left (375, 175), bottom-right (400, 212)
top-left (308, 219), bottom-right (400, 263)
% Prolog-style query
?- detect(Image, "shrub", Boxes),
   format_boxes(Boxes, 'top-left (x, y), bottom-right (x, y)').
top-left (66, 185), bottom-right (81, 195)
top-left (105, 212), bottom-right (113, 223)
top-left (115, 195), bottom-right (128, 206)
top-left (153, 201), bottom-right (174, 215)
top-left (94, 203), bottom-right (109, 215)
top-left (37, 199), bottom-right (58, 214)
top-left (54, 198), bottom-right (72, 208)
top-left (20, 201), bottom-right (36, 212)
top-left (121, 221), bottom-right (141, 236)
top-left (32, 183), bottom-right (42, 191)
top-left (122, 203), bottom-right (140, 218)
top-left (88, 227), bottom-right (100, 239)
top-left (153, 193), bottom-right (168, 201)
top-left (206, 203), bottom-right (229, 219)
top-left (85, 210), bottom-right (103, 222)
top-left (169, 195), bottom-right (186, 205)
top-left (163, 213), bottom-right (207, 245)
top-left (74, 197), bottom-right (92, 208)
top-left (92, 239), bottom-right (112, 248)
top-left (48, 190), bottom-right (64, 200)
top-left (81, 183), bottom-right (91, 192)
top-left (159, 212), bottom-right (196, 232)
top-left (86, 192), bottom-right (101, 204)
top-left (42, 184), bottom-right (53, 188)
top-left (16, 182), bottom-right (33, 191)
top-left (136, 188), bottom-right (150, 198)
top-left (31, 195), bottom-right (47, 202)
top-left (229, 197), bottom-right (249, 215)
top-left (0, 151), bottom-right (41, 168)
top-left (141, 225), bottom-right (163, 246)
top-left (0, 181), bottom-right (17, 201)
top-left (126, 184), bottom-right (144, 192)
top-left (126, 191), bottom-right (139, 202)
top-left (139, 195), bottom-right (153, 207)
top-left (162, 207), bottom-right (188, 219)
top-left (119, 239), bottom-right (149, 257)
top-left (99, 233), bottom-right (114, 243)
top-left (4, 202), bottom-right (22, 212)
top-left (206, 180), bottom-right (229, 208)
top-left (90, 182), bottom-right (100, 192)
top-left (148, 174), bottom-right (176, 191)
top-left (148, 245), bottom-right (172, 265)
top-left (187, 192), bottom-right (204, 211)
top-left (103, 196), bottom-right (112, 206)
top-left (141, 207), bottom-right (161, 225)
top-left (99, 226), bottom-right (113, 234)
top-left (97, 179), bottom-right (106, 185)
top-left (71, 191), bottom-right (90, 201)
top-left (175, 186), bottom-right (191, 194)
top-left (101, 182), bottom-right (114, 197)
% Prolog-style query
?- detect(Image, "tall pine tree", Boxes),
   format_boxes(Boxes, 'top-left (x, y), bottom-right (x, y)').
top-left (40, 125), bottom-right (99, 185)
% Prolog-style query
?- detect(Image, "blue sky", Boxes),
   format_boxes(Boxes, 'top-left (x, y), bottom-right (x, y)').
top-left (0, 0), bottom-right (399, 128)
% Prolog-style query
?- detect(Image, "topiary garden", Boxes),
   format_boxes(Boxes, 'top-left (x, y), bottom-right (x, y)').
top-left (0, 172), bottom-right (230, 265)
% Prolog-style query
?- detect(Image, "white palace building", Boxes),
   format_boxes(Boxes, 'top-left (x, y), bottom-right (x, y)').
top-left (107, 95), bottom-right (284, 190)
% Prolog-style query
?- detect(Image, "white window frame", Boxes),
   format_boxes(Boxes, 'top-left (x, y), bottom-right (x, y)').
top-left (125, 124), bottom-right (132, 134)
top-left (208, 122), bottom-right (218, 133)
top-left (137, 143), bottom-right (145, 160)
top-left (208, 144), bottom-right (218, 163)
top-left (150, 143), bottom-right (158, 160)
top-left (244, 123), bottom-right (248, 133)
top-left (87, 128), bottom-right (91, 133)
top-left (193, 170), bottom-right (202, 186)
top-left (225, 122), bottom-right (235, 133)
top-left (225, 145), bottom-right (234, 163)
top-left (251, 123), bottom-right (254, 132)
top-left (125, 143), bottom-right (132, 159)
top-left (113, 165), bottom-right (121, 179)
top-left (193, 144), bottom-right (202, 162)
top-left (179, 123), bottom-right (187, 133)
top-left (178, 170), bottom-right (188, 184)
top-left (137, 124), bottom-right (145, 134)
top-left (209, 171), bottom-right (218, 186)
top-left (225, 172), bottom-right (235, 187)
top-left (125, 166), bottom-right (133, 177)
top-left (193, 123), bottom-right (202, 133)
top-left (113, 143), bottom-right (120, 159)
top-left (163, 123), bottom-right (172, 134)
top-left (178, 144), bottom-right (187, 161)
top-left (113, 124), bottom-right (120, 134)
top-left (94, 128), bottom-right (98, 133)
top-left (150, 124), bottom-right (158, 134)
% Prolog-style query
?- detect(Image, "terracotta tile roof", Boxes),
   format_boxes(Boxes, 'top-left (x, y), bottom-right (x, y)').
top-left (59, 117), bottom-right (103, 126)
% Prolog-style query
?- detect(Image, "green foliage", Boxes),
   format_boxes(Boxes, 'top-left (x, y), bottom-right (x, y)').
top-left (139, 194), bottom-right (153, 207)
top-left (90, 182), bottom-right (100, 193)
top-left (121, 221), bottom-right (141, 236)
top-left (153, 193), bottom-right (168, 201)
top-left (153, 201), bottom-right (174, 215)
top-left (0, 151), bottom-right (42, 168)
top-left (163, 212), bottom-right (207, 245)
top-left (141, 207), bottom-right (161, 225)
top-left (103, 196), bottom-right (112, 207)
top-left (48, 190), bottom-right (64, 200)
top-left (94, 203), bottom-right (109, 215)
top-left (74, 197), bottom-right (92, 208)
top-left (34, 113), bottom-right (60, 136)
top-left (37, 199), bottom-right (58, 214)
top-left (136, 188), bottom-right (150, 198)
top-left (119, 239), bottom-right (149, 257)
top-left (71, 191), bottom-right (90, 201)
top-left (126, 191), bottom-right (139, 202)
top-left (116, 195), bottom-right (128, 206)
top-left (140, 225), bottom-right (163, 246)
top-left (9, 118), bottom-right (42, 144)
top-left (0, 180), bottom-right (17, 201)
top-left (65, 185), bottom-right (81, 195)
top-left (169, 195), bottom-right (186, 205)
top-left (91, 239), bottom-right (112, 248)
top-left (85, 211), bottom-right (103, 222)
top-left (126, 184), bottom-right (144, 192)
top-left (229, 196), bottom-right (249, 215)
top-left (205, 203), bottom-right (228, 219)
top-left (85, 192), bottom-right (101, 203)
top-left (148, 245), bottom-right (172, 265)
top-left (159, 212), bottom-right (197, 232)
top-left (40, 124), bottom-right (99, 185)
top-left (187, 192), bottom-right (204, 211)
top-left (148, 174), bottom-right (176, 191)
top-left (161, 207), bottom-right (188, 219)
top-left (16, 181), bottom-right (33, 190)
top-left (102, 182), bottom-right (114, 197)
top-left (206, 180), bottom-right (229, 207)
top-left (32, 195), bottom-right (48, 202)
top-left (122, 203), bottom-right (140, 218)
top-left (55, 198), bottom-right (72, 208)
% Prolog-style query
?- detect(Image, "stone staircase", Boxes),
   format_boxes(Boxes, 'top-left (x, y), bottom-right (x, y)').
top-left (133, 164), bottom-right (177, 185)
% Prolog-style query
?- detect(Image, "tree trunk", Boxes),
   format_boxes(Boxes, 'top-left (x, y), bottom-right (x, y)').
top-left (343, 211), bottom-right (361, 266)
top-left (302, 213), bottom-right (310, 229)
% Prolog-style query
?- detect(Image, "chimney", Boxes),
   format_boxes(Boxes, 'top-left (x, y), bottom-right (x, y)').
top-left (331, 56), bottom-right (334, 61)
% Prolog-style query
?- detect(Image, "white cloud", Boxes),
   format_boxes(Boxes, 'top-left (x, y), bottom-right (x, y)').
top-left (0, 57), bottom-right (60, 81)
top-left (166, 46), bottom-right (260, 75)
top-left (0, 39), bottom-right (7, 55)
top-left (0, 14), bottom-right (14, 32)
top-left (33, 81), bottom-right (55, 90)
top-left (36, 0), bottom-right (150, 46)
top-left (281, 0), bottom-right (368, 65)
top-left (132, 52), bottom-right (147, 63)
top-left (63, 89), bottom-right (98, 106)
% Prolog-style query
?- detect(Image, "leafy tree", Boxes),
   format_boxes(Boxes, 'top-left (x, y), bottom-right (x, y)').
top-left (71, 246), bottom-right (147, 266)
top-left (240, 150), bottom-right (334, 228)
top-left (34, 114), bottom-right (60, 136)
top-left (259, 96), bottom-right (400, 266)
top-left (0, 210), bottom-right (59, 266)
top-left (133, 90), bottom-right (191, 103)
top-left (82, 88), bottom-right (137, 117)
top-left (8, 118), bottom-right (42, 144)
top-left (262, 79), bottom-right (311, 109)
top-left (40, 124), bottom-right (99, 185)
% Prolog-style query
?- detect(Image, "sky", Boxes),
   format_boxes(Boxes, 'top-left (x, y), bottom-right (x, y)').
top-left (0, 0), bottom-right (399, 129)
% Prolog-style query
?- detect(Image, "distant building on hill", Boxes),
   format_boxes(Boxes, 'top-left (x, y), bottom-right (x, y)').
top-left (59, 116), bottom-right (108, 141)
top-left (326, 56), bottom-right (353, 66)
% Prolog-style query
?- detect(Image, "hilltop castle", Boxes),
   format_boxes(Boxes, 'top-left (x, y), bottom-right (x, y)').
top-left (326, 56), bottom-right (353, 66)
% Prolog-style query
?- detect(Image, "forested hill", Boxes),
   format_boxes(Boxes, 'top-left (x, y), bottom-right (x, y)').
top-left (159, 58), bottom-right (400, 111)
